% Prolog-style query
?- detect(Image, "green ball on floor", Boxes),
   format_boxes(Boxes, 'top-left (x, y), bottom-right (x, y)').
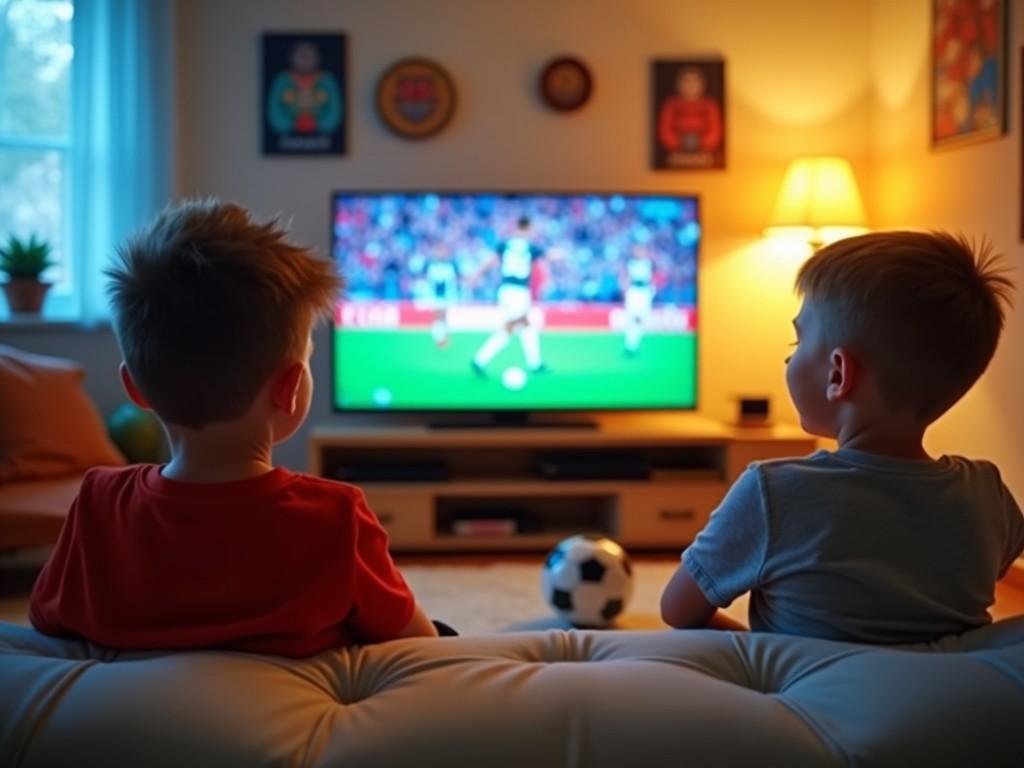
top-left (107, 403), bottom-right (166, 463)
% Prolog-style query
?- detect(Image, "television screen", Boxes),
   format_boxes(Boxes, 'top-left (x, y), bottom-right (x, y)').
top-left (330, 192), bottom-right (699, 412)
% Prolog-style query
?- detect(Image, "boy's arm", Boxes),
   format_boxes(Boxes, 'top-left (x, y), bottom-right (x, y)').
top-left (660, 565), bottom-right (715, 628)
top-left (660, 564), bottom-right (749, 630)
top-left (660, 467), bottom-right (769, 630)
top-left (29, 478), bottom-right (90, 634)
top-left (999, 481), bottom-right (1024, 576)
top-left (348, 490), bottom-right (441, 642)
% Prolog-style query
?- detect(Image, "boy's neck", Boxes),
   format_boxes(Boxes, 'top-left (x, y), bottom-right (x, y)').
top-left (161, 422), bottom-right (276, 484)
top-left (835, 423), bottom-right (930, 460)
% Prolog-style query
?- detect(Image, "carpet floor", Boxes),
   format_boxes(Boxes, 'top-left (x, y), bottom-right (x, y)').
top-left (402, 560), bottom-right (681, 633)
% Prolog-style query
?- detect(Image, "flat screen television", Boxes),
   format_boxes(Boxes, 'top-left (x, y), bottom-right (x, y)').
top-left (330, 191), bottom-right (699, 421)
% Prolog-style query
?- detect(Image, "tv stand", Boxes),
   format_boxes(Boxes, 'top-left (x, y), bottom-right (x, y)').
top-left (428, 412), bottom-right (598, 430)
top-left (309, 415), bottom-right (815, 552)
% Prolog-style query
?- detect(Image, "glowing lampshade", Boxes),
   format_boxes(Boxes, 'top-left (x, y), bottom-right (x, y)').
top-left (765, 157), bottom-right (868, 246)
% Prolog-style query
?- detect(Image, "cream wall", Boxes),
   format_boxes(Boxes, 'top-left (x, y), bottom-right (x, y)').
top-left (870, 0), bottom-right (1024, 499)
top-left (177, 0), bottom-right (874, 468)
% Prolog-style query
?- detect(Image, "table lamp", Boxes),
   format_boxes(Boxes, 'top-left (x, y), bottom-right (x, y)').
top-left (764, 156), bottom-right (868, 247)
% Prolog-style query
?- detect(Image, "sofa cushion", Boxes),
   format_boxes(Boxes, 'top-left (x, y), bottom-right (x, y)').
top-left (1, 619), bottom-right (1022, 767)
top-left (0, 475), bottom-right (81, 550)
top-left (0, 345), bottom-right (124, 484)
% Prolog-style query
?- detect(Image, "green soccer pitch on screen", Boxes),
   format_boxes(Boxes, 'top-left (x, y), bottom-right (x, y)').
top-left (330, 192), bottom-right (699, 412)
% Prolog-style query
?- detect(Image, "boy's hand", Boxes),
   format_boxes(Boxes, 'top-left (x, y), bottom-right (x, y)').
top-left (706, 610), bottom-right (748, 632)
top-left (394, 603), bottom-right (440, 639)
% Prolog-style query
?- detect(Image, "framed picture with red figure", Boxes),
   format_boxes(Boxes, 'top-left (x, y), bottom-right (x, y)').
top-left (652, 59), bottom-right (725, 170)
top-left (262, 33), bottom-right (347, 155)
top-left (931, 0), bottom-right (1006, 149)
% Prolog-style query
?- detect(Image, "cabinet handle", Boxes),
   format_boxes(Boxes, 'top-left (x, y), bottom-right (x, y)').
top-left (659, 509), bottom-right (695, 522)
top-left (377, 512), bottom-right (394, 525)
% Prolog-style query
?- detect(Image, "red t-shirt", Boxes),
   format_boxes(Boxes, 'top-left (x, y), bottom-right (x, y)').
top-left (29, 465), bottom-right (415, 657)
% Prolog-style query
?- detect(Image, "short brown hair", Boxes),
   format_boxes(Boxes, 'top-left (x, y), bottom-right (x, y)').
top-left (796, 231), bottom-right (1014, 423)
top-left (106, 199), bottom-right (342, 428)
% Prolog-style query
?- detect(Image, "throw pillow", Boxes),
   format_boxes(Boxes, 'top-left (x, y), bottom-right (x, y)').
top-left (0, 345), bottom-right (125, 483)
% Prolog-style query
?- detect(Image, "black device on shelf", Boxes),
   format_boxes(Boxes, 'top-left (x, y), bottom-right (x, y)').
top-left (538, 453), bottom-right (651, 481)
top-left (331, 460), bottom-right (449, 483)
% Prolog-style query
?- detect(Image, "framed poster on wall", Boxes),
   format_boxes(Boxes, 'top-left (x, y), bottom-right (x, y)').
top-left (651, 59), bottom-right (725, 170)
top-left (262, 33), bottom-right (347, 155)
top-left (931, 0), bottom-right (1006, 149)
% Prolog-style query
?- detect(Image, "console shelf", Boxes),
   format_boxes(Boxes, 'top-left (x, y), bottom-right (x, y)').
top-left (309, 415), bottom-right (816, 551)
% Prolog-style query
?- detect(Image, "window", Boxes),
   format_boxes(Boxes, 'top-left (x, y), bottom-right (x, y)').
top-left (1, 0), bottom-right (173, 323)
top-left (0, 0), bottom-right (75, 318)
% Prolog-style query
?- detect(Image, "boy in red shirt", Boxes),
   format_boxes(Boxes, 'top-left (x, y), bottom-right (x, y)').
top-left (30, 199), bottom-right (439, 656)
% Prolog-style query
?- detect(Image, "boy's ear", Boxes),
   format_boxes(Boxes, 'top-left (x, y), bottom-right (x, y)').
top-left (270, 362), bottom-right (305, 415)
top-left (826, 347), bottom-right (856, 402)
top-left (119, 363), bottom-right (152, 409)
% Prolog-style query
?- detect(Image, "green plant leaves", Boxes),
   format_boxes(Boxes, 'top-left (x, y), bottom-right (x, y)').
top-left (0, 234), bottom-right (54, 279)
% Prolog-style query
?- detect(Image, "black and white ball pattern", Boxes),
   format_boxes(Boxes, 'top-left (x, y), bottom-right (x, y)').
top-left (541, 534), bottom-right (634, 627)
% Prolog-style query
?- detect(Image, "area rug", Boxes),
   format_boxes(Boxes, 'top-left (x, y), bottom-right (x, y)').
top-left (401, 560), bottom-right (681, 634)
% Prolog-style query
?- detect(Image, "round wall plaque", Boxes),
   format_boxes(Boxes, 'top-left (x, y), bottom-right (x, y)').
top-left (538, 56), bottom-right (592, 112)
top-left (375, 57), bottom-right (456, 139)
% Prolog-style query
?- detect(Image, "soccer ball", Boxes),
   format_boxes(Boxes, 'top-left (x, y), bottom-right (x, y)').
top-left (501, 366), bottom-right (527, 391)
top-left (541, 534), bottom-right (634, 627)
top-left (106, 403), bottom-right (166, 463)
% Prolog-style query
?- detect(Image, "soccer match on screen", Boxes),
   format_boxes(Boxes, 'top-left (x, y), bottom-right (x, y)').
top-left (331, 192), bottom-right (699, 411)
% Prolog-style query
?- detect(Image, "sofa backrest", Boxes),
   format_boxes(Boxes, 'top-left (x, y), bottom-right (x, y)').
top-left (2, 619), bottom-right (1023, 767)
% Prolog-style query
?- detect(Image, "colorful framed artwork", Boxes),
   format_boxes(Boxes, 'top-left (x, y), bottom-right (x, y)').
top-left (375, 58), bottom-right (456, 140)
top-left (262, 33), bottom-right (347, 155)
top-left (931, 0), bottom-right (1006, 149)
top-left (538, 56), bottom-right (593, 112)
top-left (652, 59), bottom-right (725, 170)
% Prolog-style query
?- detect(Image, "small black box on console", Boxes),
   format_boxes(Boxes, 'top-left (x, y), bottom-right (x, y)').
top-left (538, 453), bottom-right (651, 481)
top-left (332, 460), bottom-right (449, 483)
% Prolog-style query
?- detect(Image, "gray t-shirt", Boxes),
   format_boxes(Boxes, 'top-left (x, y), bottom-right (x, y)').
top-left (683, 449), bottom-right (1024, 644)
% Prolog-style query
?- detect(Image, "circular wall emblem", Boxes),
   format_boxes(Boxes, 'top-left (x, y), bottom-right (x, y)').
top-left (376, 57), bottom-right (456, 139)
top-left (539, 56), bottom-right (592, 112)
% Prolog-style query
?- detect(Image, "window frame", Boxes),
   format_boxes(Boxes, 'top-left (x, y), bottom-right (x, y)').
top-left (0, 0), bottom-right (76, 320)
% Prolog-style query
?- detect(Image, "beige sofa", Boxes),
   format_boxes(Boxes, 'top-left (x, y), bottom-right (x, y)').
top-left (2, 617), bottom-right (1022, 767)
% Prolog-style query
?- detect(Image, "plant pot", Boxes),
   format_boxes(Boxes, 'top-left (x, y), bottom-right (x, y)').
top-left (2, 279), bottom-right (51, 314)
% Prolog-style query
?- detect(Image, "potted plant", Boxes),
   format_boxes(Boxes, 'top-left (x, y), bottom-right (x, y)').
top-left (1, 234), bottom-right (54, 314)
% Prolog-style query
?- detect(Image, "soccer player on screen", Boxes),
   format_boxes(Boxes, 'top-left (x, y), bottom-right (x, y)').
top-left (622, 244), bottom-right (656, 358)
top-left (424, 242), bottom-right (459, 348)
top-left (470, 216), bottom-right (547, 376)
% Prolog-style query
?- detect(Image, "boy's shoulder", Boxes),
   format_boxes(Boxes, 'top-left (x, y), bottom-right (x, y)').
top-left (750, 449), bottom-right (1000, 473)
top-left (283, 471), bottom-right (369, 499)
top-left (77, 465), bottom-right (370, 515)
top-left (77, 464), bottom-right (363, 487)
top-left (255, 472), bottom-right (378, 535)
top-left (746, 450), bottom-right (1006, 495)
top-left (743, 449), bottom-right (838, 478)
top-left (78, 463), bottom-right (151, 493)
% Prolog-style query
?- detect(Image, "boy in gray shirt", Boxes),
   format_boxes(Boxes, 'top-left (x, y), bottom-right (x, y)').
top-left (661, 231), bottom-right (1023, 643)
